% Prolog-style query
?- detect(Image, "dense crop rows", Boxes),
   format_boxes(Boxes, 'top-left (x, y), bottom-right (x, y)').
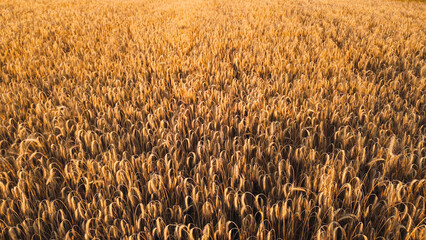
top-left (0, 0), bottom-right (425, 239)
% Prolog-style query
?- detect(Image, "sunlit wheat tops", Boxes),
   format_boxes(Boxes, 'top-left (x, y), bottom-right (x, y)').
top-left (0, 0), bottom-right (425, 239)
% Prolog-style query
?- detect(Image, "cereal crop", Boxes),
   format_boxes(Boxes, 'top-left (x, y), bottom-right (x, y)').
top-left (0, 0), bottom-right (425, 239)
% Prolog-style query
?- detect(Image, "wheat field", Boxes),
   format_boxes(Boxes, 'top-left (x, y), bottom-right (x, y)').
top-left (0, 0), bottom-right (425, 239)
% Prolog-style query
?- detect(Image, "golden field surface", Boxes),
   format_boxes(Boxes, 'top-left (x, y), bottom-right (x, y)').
top-left (0, 0), bottom-right (425, 239)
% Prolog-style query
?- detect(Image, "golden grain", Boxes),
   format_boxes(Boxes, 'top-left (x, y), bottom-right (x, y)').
top-left (0, 0), bottom-right (425, 239)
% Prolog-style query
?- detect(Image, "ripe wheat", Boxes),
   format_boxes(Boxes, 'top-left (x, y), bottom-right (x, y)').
top-left (0, 0), bottom-right (425, 239)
